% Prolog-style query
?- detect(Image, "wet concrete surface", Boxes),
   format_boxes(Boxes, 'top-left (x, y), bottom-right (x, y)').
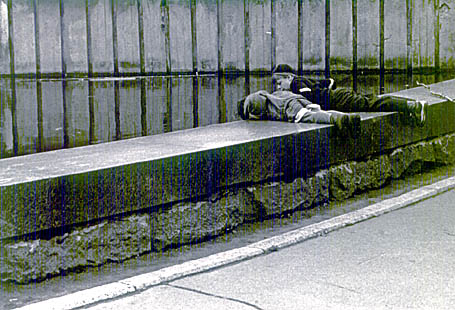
top-left (2, 162), bottom-right (454, 310)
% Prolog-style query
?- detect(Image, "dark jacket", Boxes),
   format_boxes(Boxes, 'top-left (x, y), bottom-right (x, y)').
top-left (272, 64), bottom-right (335, 102)
top-left (290, 77), bottom-right (335, 104)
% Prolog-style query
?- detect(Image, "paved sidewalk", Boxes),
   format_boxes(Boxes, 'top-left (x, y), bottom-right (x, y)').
top-left (85, 187), bottom-right (455, 310)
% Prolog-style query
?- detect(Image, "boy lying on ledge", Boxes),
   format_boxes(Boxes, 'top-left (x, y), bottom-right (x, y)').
top-left (237, 89), bottom-right (361, 137)
top-left (272, 64), bottom-right (427, 126)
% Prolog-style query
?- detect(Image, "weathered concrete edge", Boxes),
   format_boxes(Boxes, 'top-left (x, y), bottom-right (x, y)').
top-left (15, 176), bottom-right (455, 310)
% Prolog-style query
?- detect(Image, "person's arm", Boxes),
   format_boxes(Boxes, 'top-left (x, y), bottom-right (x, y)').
top-left (291, 77), bottom-right (335, 94)
top-left (306, 103), bottom-right (321, 111)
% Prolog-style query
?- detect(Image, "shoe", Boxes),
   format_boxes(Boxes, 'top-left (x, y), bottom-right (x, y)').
top-left (348, 114), bottom-right (361, 137)
top-left (410, 100), bottom-right (427, 126)
top-left (328, 78), bottom-right (336, 90)
top-left (331, 114), bottom-right (350, 131)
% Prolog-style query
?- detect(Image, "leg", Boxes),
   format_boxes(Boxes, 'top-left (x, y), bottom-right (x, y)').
top-left (328, 88), bottom-right (415, 112)
top-left (300, 110), bottom-right (361, 137)
top-left (328, 89), bottom-right (426, 125)
top-left (326, 88), bottom-right (372, 112)
top-left (299, 110), bottom-right (332, 124)
top-left (369, 95), bottom-right (412, 112)
top-left (370, 96), bottom-right (426, 125)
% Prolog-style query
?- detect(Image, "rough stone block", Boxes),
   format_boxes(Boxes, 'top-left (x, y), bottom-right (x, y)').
top-left (151, 192), bottom-right (251, 251)
top-left (250, 171), bottom-right (329, 217)
top-left (328, 163), bottom-right (356, 201)
top-left (1, 214), bottom-right (151, 283)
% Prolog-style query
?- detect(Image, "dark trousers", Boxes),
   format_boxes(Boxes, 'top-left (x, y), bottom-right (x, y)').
top-left (299, 110), bottom-right (346, 124)
top-left (291, 80), bottom-right (413, 113)
top-left (326, 88), bottom-right (412, 113)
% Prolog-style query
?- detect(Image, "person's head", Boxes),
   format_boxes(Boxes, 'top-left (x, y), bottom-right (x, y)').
top-left (237, 91), bottom-right (268, 120)
top-left (272, 64), bottom-right (296, 91)
top-left (272, 73), bottom-right (294, 91)
top-left (272, 64), bottom-right (296, 75)
top-left (237, 97), bottom-right (247, 119)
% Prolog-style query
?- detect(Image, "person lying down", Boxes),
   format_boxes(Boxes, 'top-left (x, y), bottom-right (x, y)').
top-left (237, 89), bottom-right (361, 137)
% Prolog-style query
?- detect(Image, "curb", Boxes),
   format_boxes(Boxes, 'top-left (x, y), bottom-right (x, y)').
top-left (16, 176), bottom-right (455, 310)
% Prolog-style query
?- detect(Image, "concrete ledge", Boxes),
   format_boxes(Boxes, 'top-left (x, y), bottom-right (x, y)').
top-left (1, 79), bottom-right (455, 239)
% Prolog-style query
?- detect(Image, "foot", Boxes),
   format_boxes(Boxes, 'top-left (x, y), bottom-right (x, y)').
top-left (328, 78), bottom-right (336, 90)
top-left (331, 114), bottom-right (350, 131)
top-left (409, 100), bottom-right (427, 126)
top-left (348, 114), bottom-right (361, 137)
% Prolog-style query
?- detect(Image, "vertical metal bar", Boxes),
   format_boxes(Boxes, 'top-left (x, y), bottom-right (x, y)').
top-left (434, 0), bottom-right (440, 73)
top-left (137, 0), bottom-right (147, 135)
top-left (59, 0), bottom-right (69, 148)
top-left (217, 0), bottom-right (223, 74)
top-left (191, 0), bottom-right (199, 127)
top-left (352, 0), bottom-right (357, 91)
top-left (164, 77), bottom-right (172, 132)
top-left (86, 0), bottom-right (95, 144)
top-left (192, 76), bottom-right (198, 128)
top-left (9, 81), bottom-right (17, 156)
top-left (33, 0), bottom-right (43, 152)
top-left (217, 0), bottom-right (227, 124)
top-left (161, 0), bottom-right (171, 74)
top-left (297, 0), bottom-right (303, 75)
top-left (33, 0), bottom-right (41, 77)
top-left (88, 80), bottom-right (95, 144)
top-left (62, 79), bottom-right (69, 148)
top-left (379, 0), bottom-right (384, 94)
top-left (218, 0), bottom-right (226, 125)
top-left (36, 80), bottom-right (43, 152)
top-left (114, 80), bottom-right (121, 139)
top-left (406, 0), bottom-right (413, 85)
top-left (59, 0), bottom-right (66, 77)
top-left (218, 74), bottom-right (226, 124)
top-left (7, 0), bottom-right (14, 77)
top-left (190, 0), bottom-right (198, 74)
top-left (217, 0), bottom-right (226, 129)
top-left (111, 0), bottom-right (119, 76)
top-left (137, 0), bottom-right (145, 75)
top-left (245, 71), bottom-right (250, 96)
top-left (160, 1), bottom-right (172, 134)
top-left (325, 0), bottom-right (330, 77)
top-left (112, 0), bottom-right (120, 139)
top-left (86, 0), bottom-right (93, 77)
top-left (7, 0), bottom-right (17, 155)
top-left (140, 78), bottom-right (147, 136)
top-left (244, 0), bottom-right (250, 75)
top-left (161, 1), bottom-right (172, 133)
top-left (270, 0), bottom-right (276, 72)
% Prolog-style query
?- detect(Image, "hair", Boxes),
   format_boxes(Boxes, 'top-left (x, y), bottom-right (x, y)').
top-left (272, 64), bottom-right (296, 75)
top-left (237, 97), bottom-right (247, 120)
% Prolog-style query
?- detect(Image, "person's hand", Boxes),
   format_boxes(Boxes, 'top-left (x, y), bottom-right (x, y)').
top-left (307, 104), bottom-right (321, 111)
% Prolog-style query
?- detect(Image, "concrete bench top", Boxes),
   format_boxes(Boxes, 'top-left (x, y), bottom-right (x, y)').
top-left (1, 79), bottom-right (454, 188)
top-left (0, 113), bottom-right (385, 187)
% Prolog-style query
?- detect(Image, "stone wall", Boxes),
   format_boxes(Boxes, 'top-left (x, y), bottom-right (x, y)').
top-left (2, 132), bottom-right (454, 284)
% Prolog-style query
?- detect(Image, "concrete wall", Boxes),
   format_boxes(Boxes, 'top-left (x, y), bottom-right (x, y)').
top-left (1, 0), bottom-right (455, 77)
